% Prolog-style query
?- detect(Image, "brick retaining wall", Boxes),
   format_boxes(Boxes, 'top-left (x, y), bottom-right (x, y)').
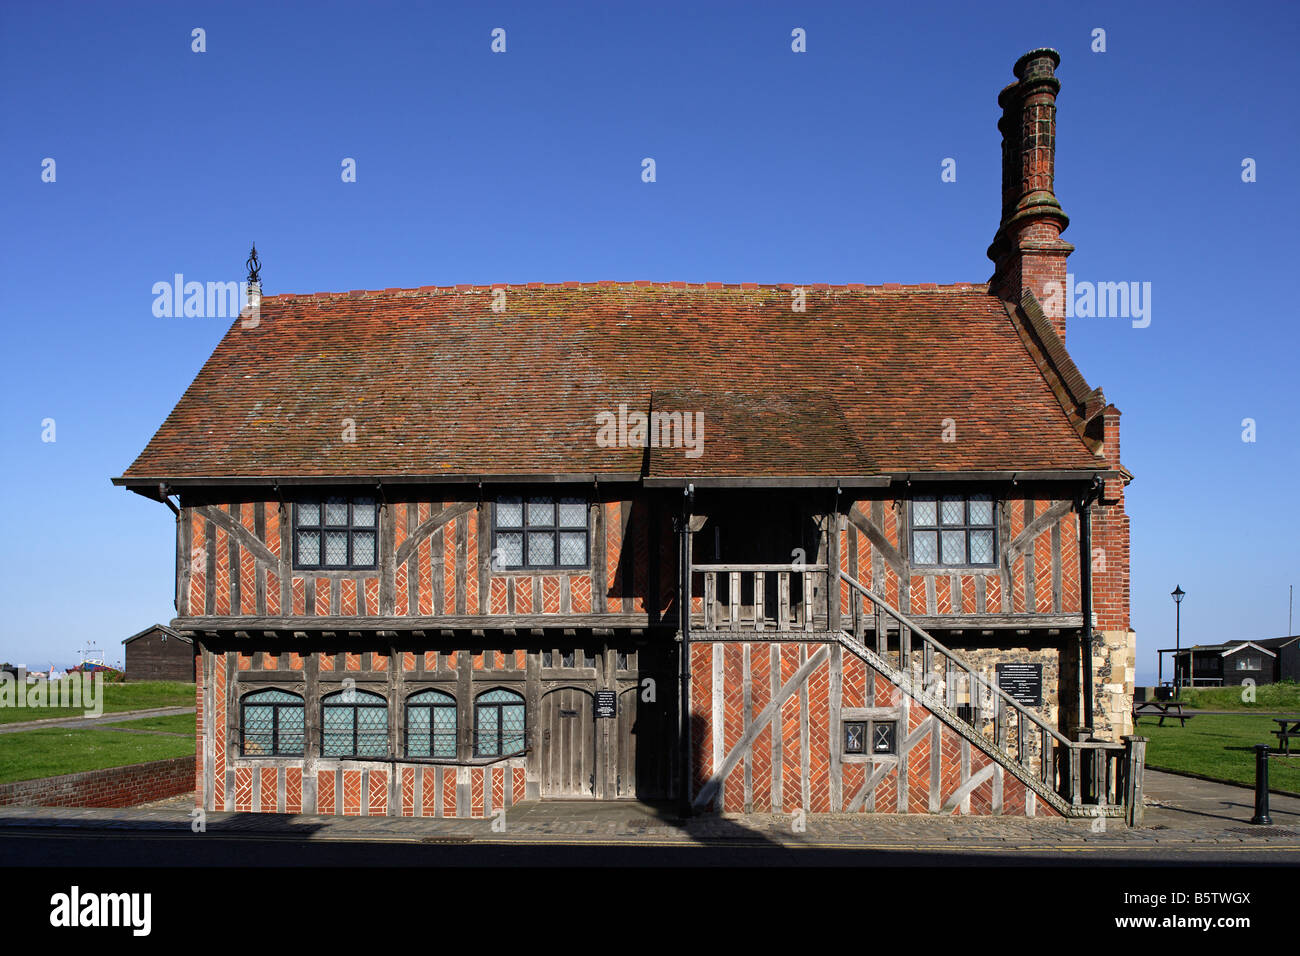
top-left (0, 755), bottom-right (196, 808)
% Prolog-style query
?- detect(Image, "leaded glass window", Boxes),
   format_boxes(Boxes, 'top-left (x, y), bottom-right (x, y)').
top-left (406, 689), bottom-right (457, 758)
top-left (295, 496), bottom-right (379, 570)
top-left (321, 689), bottom-right (388, 758)
top-left (474, 688), bottom-right (526, 757)
top-left (240, 689), bottom-right (305, 756)
top-left (493, 495), bottom-right (588, 570)
top-left (910, 495), bottom-right (996, 568)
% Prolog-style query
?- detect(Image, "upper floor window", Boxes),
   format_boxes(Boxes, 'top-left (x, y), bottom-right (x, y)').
top-left (474, 688), bottom-right (526, 757)
top-left (910, 495), bottom-right (996, 568)
top-left (295, 496), bottom-right (378, 570)
top-left (240, 689), bottom-right (305, 756)
top-left (406, 689), bottom-right (457, 758)
top-left (321, 689), bottom-right (388, 758)
top-left (493, 495), bottom-right (588, 570)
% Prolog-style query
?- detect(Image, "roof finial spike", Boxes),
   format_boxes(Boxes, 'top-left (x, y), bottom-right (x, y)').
top-left (246, 243), bottom-right (261, 285)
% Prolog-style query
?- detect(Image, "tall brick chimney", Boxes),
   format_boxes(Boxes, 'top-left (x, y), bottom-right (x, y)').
top-left (988, 49), bottom-right (1073, 341)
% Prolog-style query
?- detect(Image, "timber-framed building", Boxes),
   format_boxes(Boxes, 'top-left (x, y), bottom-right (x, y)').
top-left (116, 50), bottom-right (1140, 821)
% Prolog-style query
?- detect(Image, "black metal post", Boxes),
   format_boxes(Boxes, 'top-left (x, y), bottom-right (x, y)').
top-left (1078, 492), bottom-right (1094, 729)
top-left (1175, 599), bottom-right (1181, 689)
top-left (1251, 744), bottom-right (1272, 825)
top-left (677, 488), bottom-right (693, 813)
top-left (1171, 584), bottom-right (1185, 690)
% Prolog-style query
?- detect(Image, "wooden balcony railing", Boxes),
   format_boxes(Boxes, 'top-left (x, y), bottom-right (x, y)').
top-left (690, 564), bottom-right (829, 632)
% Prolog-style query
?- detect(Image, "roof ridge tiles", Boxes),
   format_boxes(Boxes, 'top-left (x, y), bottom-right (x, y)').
top-left (262, 280), bottom-right (991, 301)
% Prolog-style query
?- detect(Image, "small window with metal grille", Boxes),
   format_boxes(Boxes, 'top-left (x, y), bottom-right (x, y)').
top-left (843, 719), bottom-right (897, 756)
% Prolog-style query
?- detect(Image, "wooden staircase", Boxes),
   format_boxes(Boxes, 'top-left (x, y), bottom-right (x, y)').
top-left (839, 573), bottom-right (1129, 818)
top-left (688, 561), bottom-right (1142, 819)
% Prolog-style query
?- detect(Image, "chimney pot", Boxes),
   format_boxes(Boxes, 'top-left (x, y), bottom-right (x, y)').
top-left (988, 49), bottom-right (1074, 342)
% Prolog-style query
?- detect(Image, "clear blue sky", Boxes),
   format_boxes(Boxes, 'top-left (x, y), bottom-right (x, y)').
top-left (1, 1), bottom-right (1296, 680)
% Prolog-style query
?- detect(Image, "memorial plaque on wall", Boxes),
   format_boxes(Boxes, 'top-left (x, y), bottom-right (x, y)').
top-left (996, 663), bottom-right (1043, 706)
top-left (594, 690), bottom-right (617, 719)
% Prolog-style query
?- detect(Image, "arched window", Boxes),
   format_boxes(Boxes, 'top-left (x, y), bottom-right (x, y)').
top-left (321, 689), bottom-right (388, 758)
top-left (240, 689), bottom-right (305, 756)
top-left (406, 689), bottom-right (457, 758)
top-left (475, 688), bottom-right (525, 757)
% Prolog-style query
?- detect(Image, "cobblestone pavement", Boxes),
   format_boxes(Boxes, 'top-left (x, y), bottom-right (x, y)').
top-left (2, 770), bottom-right (1297, 854)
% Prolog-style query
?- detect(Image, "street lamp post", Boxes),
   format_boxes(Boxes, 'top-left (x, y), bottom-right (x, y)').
top-left (1171, 585), bottom-right (1185, 690)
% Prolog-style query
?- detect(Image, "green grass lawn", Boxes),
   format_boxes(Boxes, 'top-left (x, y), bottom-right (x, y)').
top-left (1176, 682), bottom-right (1300, 712)
top-left (99, 712), bottom-right (196, 735)
top-left (0, 725), bottom-right (195, 784)
top-left (0, 680), bottom-right (194, 724)
top-left (1140, 713), bottom-right (1300, 793)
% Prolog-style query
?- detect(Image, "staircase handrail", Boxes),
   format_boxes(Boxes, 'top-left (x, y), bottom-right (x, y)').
top-left (841, 573), bottom-right (1076, 750)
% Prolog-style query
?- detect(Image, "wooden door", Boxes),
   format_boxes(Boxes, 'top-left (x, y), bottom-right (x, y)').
top-left (613, 683), bottom-right (638, 797)
top-left (616, 665), bottom-right (681, 801)
top-left (539, 687), bottom-right (596, 797)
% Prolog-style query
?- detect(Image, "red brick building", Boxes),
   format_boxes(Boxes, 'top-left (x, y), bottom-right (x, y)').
top-left (116, 50), bottom-right (1136, 820)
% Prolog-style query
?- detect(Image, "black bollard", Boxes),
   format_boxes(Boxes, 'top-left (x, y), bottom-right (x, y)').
top-left (1250, 744), bottom-right (1272, 825)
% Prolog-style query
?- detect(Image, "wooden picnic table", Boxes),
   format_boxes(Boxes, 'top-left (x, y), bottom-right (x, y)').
top-left (1272, 717), bottom-right (1300, 754)
top-left (1133, 699), bottom-right (1196, 727)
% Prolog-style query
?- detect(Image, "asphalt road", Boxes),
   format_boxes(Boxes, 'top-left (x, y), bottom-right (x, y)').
top-left (1, 827), bottom-right (1295, 867)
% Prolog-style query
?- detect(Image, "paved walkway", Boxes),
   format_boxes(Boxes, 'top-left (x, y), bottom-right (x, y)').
top-left (1142, 768), bottom-right (1300, 828)
top-left (0, 706), bottom-right (194, 734)
top-left (1171, 711), bottom-right (1300, 716)
top-left (92, 725), bottom-right (190, 737)
top-left (1, 770), bottom-right (1296, 855)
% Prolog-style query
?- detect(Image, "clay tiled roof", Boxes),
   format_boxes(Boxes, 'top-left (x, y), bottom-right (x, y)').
top-left (644, 387), bottom-right (874, 480)
top-left (117, 282), bottom-right (1105, 487)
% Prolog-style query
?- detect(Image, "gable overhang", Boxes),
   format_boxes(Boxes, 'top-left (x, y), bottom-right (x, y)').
top-left (1165, 642), bottom-right (1278, 658)
top-left (122, 624), bottom-right (189, 646)
top-left (1220, 642), bottom-right (1277, 658)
